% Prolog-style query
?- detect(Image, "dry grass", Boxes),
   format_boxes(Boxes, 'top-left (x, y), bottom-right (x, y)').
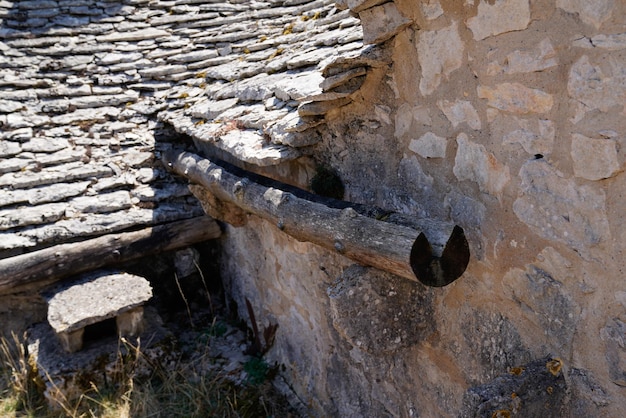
top-left (0, 331), bottom-right (46, 417)
top-left (0, 328), bottom-right (294, 418)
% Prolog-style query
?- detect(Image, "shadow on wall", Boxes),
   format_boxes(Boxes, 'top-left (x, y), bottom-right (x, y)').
top-left (0, 1), bottom-right (123, 35)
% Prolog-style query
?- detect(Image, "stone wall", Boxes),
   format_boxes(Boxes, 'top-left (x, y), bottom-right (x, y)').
top-left (2, 0), bottom-right (624, 415)
top-left (219, 0), bottom-right (626, 416)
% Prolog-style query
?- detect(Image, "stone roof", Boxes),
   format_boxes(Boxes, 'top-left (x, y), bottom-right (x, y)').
top-left (0, 0), bottom-right (363, 258)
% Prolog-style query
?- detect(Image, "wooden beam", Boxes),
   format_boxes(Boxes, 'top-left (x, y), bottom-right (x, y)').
top-left (163, 151), bottom-right (470, 286)
top-left (0, 216), bottom-right (221, 295)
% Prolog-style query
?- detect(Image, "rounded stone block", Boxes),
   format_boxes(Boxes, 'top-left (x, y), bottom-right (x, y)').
top-left (327, 265), bottom-right (434, 354)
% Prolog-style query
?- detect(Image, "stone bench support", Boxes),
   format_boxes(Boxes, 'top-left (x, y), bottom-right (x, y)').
top-left (116, 306), bottom-right (145, 337)
top-left (45, 271), bottom-right (153, 353)
top-left (57, 329), bottom-right (85, 354)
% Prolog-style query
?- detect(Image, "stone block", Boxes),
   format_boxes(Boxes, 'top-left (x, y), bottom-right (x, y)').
top-left (0, 202), bottom-right (67, 231)
top-left (275, 72), bottom-right (324, 101)
top-left (568, 55), bottom-right (626, 114)
top-left (557, 0), bottom-right (615, 29)
top-left (174, 247), bottom-right (200, 278)
top-left (460, 309), bottom-right (532, 381)
top-left (57, 329), bottom-right (84, 354)
top-left (189, 97), bottom-right (239, 120)
top-left (327, 265), bottom-right (434, 354)
top-left (502, 258), bottom-right (580, 355)
top-left (0, 99), bottom-right (25, 113)
top-left (421, 0), bottom-right (444, 20)
top-left (443, 191), bottom-right (486, 230)
top-left (570, 134), bottom-right (620, 180)
top-left (168, 50), bottom-right (219, 64)
top-left (466, 0), bottom-right (530, 41)
top-left (513, 160), bottom-right (610, 255)
top-left (359, 2), bottom-right (411, 45)
top-left (298, 97), bottom-right (352, 116)
top-left (478, 83), bottom-right (553, 114)
top-left (17, 0), bottom-right (57, 9)
top-left (3, 127), bottom-right (32, 143)
top-left (21, 137), bottom-right (69, 153)
top-left (437, 99), bottom-right (481, 130)
top-left (409, 132), bottom-right (447, 159)
top-left (417, 21), bottom-right (464, 96)
top-left (267, 113), bottom-right (322, 147)
top-left (320, 67), bottom-right (367, 92)
top-left (68, 190), bottom-right (133, 214)
top-left (139, 65), bottom-right (188, 79)
top-left (394, 103), bottom-right (432, 139)
top-left (453, 133), bottom-right (510, 197)
top-left (458, 357), bottom-right (567, 417)
top-left (568, 368), bottom-right (610, 415)
top-left (0, 163), bottom-right (112, 189)
top-left (501, 117), bottom-right (555, 155)
top-left (487, 38), bottom-right (557, 75)
top-left (53, 15), bottom-right (90, 28)
top-left (0, 158), bottom-right (29, 175)
top-left (116, 306), bottom-right (145, 337)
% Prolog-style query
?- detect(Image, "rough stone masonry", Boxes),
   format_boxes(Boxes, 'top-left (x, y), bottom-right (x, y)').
top-left (1, 0), bottom-right (626, 416)
top-left (217, 0), bottom-right (626, 416)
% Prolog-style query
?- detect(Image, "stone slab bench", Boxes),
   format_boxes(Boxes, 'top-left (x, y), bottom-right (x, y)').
top-left (44, 271), bottom-right (153, 353)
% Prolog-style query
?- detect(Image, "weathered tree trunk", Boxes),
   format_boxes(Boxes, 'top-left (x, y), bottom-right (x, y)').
top-left (163, 151), bottom-right (470, 286)
top-left (0, 216), bottom-right (221, 294)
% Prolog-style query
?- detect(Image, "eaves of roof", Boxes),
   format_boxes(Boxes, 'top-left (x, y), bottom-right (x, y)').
top-left (0, 0), bottom-right (364, 258)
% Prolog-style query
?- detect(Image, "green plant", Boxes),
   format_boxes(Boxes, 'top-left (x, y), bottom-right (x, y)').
top-left (209, 319), bottom-right (228, 338)
top-left (243, 357), bottom-right (269, 386)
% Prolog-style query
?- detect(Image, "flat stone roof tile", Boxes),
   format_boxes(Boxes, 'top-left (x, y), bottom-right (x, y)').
top-left (0, 140), bottom-right (21, 157)
top-left (23, 182), bottom-right (91, 206)
top-left (31, 148), bottom-right (86, 167)
top-left (21, 137), bottom-right (70, 154)
top-left (96, 28), bottom-right (170, 43)
top-left (0, 157), bottom-right (29, 174)
top-left (69, 190), bottom-right (133, 215)
top-left (0, 162), bottom-right (113, 189)
top-left (0, 202), bottom-right (67, 231)
top-left (0, 0), bottom-right (362, 257)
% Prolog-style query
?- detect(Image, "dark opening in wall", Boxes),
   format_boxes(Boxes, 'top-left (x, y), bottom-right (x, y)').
top-left (82, 317), bottom-right (117, 349)
top-left (311, 165), bottom-right (345, 199)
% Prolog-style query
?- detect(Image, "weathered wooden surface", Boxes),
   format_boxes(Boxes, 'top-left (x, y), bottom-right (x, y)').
top-left (163, 150), bottom-right (469, 285)
top-left (0, 216), bottom-right (221, 294)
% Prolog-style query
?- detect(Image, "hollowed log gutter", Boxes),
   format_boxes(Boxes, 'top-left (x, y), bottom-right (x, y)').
top-left (163, 150), bottom-right (470, 287)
